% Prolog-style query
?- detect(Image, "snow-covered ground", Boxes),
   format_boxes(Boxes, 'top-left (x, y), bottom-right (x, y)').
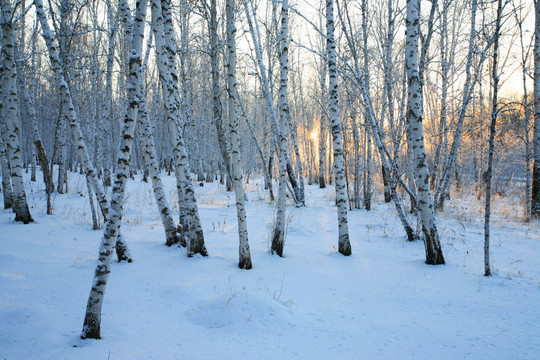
top-left (1, 171), bottom-right (539, 359)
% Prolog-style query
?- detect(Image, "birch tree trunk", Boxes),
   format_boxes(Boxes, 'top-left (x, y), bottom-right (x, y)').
top-left (81, 0), bottom-right (146, 339)
top-left (151, 0), bottom-right (207, 256)
top-left (35, 0), bottom-right (131, 261)
top-left (364, 120), bottom-right (372, 210)
top-left (0, 133), bottom-right (14, 209)
top-left (86, 174), bottom-right (99, 230)
top-left (319, 64), bottom-right (328, 189)
top-left (1, 0), bottom-right (33, 223)
top-left (361, 0), bottom-right (372, 210)
top-left (532, 0), bottom-right (540, 218)
top-left (226, 0), bottom-right (252, 269)
top-left (272, 0), bottom-right (291, 257)
top-left (484, 0), bottom-right (503, 277)
top-left (208, 0), bottom-right (233, 192)
top-left (138, 83), bottom-right (180, 247)
top-left (405, 0), bottom-right (444, 264)
top-left (327, 0), bottom-right (351, 256)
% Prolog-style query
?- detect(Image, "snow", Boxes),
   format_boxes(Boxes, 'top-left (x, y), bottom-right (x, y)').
top-left (1, 171), bottom-right (539, 359)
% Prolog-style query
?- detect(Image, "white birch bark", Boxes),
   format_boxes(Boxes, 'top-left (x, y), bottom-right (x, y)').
top-left (81, 0), bottom-right (146, 339)
top-left (272, 0), bottom-right (291, 256)
top-left (137, 81), bottom-right (180, 247)
top-left (406, 0), bottom-right (444, 264)
top-left (362, 0), bottom-right (373, 210)
top-left (35, 0), bottom-right (132, 261)
top-left (319, 63), bottom-right (328, 189)
top-left (532, 0), bottom-right (540, 218)
top-left (86, 174), bottom-right (99, 230)
top-left (1, 0), bottom-right (33, 223)
top-left (151, 0), bottom-right (207, 256)
top-left (0, 130), bottom-right (14, 209)
top-left (226, 0), bottom-right (252, 269)
top-left (327, 0), bottom-right (351, 256)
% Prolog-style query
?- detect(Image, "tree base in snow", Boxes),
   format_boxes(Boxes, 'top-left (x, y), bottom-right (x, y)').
top-left (271, 228), bottom-right (284, 257)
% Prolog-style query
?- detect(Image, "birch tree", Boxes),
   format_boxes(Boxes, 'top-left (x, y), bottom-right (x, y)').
top-left (82, 0), bottom-right (146, 339)
top-left (138, 80), bottom-right (180, 247)
top-left (405, 0), bottom-right (444, 264)
top-left (272, 0), bottom-right (291, 256)
top-left (484, 0), bottom-right (504, 277)
top-left (533, 0), bottom-right (540, 218)
top-left (327, 0), bottom-right (351, 256)
top-left (151, 0), bottom-right (207, 256)
top-left (226, 0), bottom-right (252, 269)
top-left (1, 0), bottom-right (33, 224)
top-left (0, 127), bottom-right (14, 209)
top-left (319, 62), bottom-right (328, 189)
top-left (207, 0), bottom-right (233, 192)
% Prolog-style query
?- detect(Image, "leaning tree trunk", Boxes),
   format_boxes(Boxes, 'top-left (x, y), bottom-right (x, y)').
top-left (151, 0), bottom-right (207, 256)
top-left (35, 0), bottom-right (132, 261)
top-left (81, 0), bottom-right (146, 339)
top-left (137, 82), bottom-right (180, 247)
top-left (532, 0), bottom-right (540, 218)
top-left (226, 0), bottom-right (252, 269)
top-left (405, 0), bottom-right (444, 265)
top-left (1, 0), bottom-right (33, 223)
top-left (327, 0), bottom-right (351, 256)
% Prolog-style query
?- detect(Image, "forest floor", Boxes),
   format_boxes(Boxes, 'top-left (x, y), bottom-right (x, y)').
top-left (1, 171), bottom-right (539, 359)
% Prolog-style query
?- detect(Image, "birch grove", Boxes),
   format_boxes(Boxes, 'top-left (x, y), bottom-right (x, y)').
top-left (0, 0), bottom-right (536, 339)
top-left (405, 0), bottom-right (444, 265)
